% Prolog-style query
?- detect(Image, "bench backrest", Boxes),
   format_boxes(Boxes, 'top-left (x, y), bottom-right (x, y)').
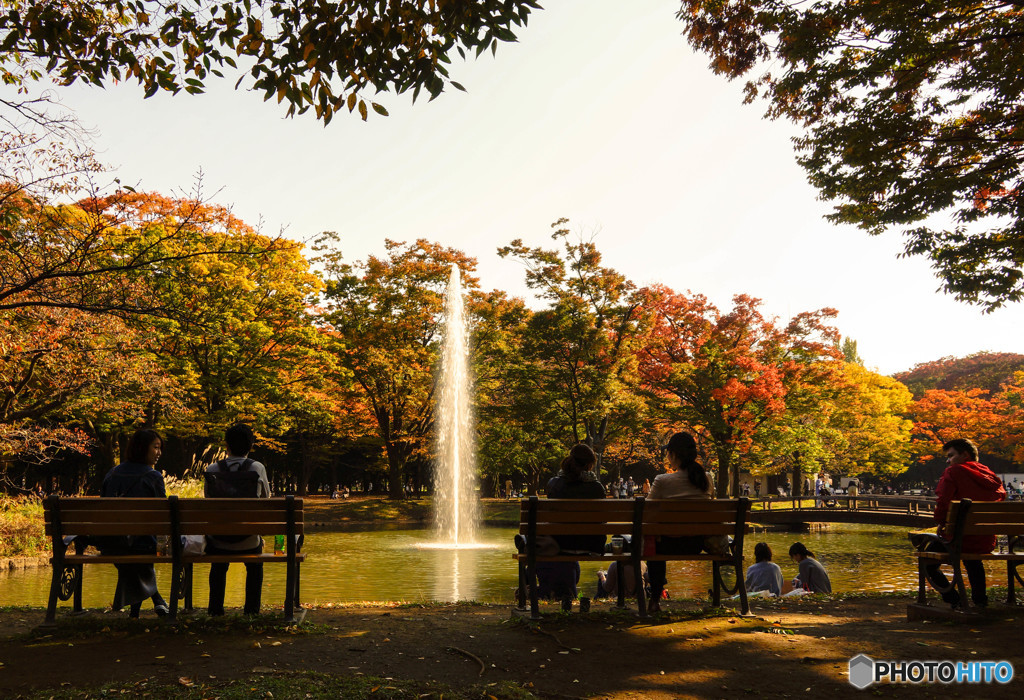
top-left (178, 498), bottom-right (304, 537)
top-left (518, 499), bottom-right (635, 537)
top-left (948, 499), bottom-right (1024, 537)
top-left (641, 498), bottom-right (750, 538)
top-left (44, 496), bottom-right (304, 539)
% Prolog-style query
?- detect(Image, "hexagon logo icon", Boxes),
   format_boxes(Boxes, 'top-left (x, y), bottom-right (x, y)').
top-left (849, 654), bottom-right (875, 689)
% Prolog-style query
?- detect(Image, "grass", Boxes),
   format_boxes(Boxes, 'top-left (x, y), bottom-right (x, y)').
top-left (23, 671), bottom-right (541, 700)
top-left (0, 494), bottom-right (48, 558)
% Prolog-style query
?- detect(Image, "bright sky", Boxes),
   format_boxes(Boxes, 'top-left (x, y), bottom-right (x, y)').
top-left (48, 0), bottom-right (1020, 376)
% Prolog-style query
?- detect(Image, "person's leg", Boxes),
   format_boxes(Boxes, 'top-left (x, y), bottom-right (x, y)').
top-left (963, 560), bottom-right (988, 607)
top-left (922, 540), bottom-right (960, 606)
top-left (243, 562), bottom-right (264, 615)
top-left (208, 562), bottom-right (229, 615)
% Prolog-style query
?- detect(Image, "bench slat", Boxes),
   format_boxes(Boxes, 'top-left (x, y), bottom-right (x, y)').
top-left (46, 510), bottom-right (174, 525)
top-left (520, 499), bottom-right (633, 514)
top-left (179, 523), bottom-right (302, 536)
top-left (520, 524), bottom-right (633, 536)
top-left (960, 502), bottom-right (1024, 514)
top-left (179, 510), bottom-right (304, 523)
top-left (642, 511), bottom-right (746, 524)
top-left (643, 500), bottom-right (743, 513)
top-left (179, 499), bottom-right (297, 512)
top-left (46, 498), bottom-right (164, 511)
top-left (959, 524), bottom-right (1024, 536)
top-left (45, 524), bottom-right (174, 536)
top-left (644, 524), bottom-right (739, 536)
top-left (524, 511), bottom-right (633, 523)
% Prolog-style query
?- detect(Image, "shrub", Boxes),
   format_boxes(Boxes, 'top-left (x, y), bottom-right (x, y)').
top-left (0, 495), bottom-right (48, 558)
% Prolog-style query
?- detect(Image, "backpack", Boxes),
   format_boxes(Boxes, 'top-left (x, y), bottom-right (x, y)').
top-left (204, 458), bottom-right (260, 543)
top-left (204, 458), bottom-right (260, 498)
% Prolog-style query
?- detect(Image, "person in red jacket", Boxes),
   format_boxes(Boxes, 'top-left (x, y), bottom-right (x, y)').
top-left (927, 438), bottom-right (1006, 608)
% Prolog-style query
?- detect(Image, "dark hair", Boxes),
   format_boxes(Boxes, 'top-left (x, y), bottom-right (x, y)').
top-left (942, 438), bottom-right (978, 461)
top-left (666, 432), bottom-right (709, 493)
top-left (560, 444), bottom-right (597, 481)
top-left (789, 542), bottom-right (815, 559)
top-left (126, 429), bottom-right (162, 464)
top-left (225, 423), bottom-right (255, 456)
top-left (754, 542), bottom-right (772, 563)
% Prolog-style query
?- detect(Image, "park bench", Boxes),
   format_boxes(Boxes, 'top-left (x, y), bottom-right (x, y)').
top-left (911, 498), bottom-right (1024, 611)
top-left (514, 496), bottom-right (751, 618)
top-left (43, 495), bottom-right (305, 625)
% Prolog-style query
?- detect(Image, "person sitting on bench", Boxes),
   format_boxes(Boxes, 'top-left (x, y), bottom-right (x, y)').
top-left (536, 444), bottom-right (606, 608)
top-left (204, 423), bottom-right (271, 616)
top-left (99, 429), bottom-right (170, 618)
top-left (646, 431), bottom-right (713, 612)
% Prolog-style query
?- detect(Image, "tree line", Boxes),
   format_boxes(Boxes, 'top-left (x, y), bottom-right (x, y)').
top-left (3, 188), bottom-right (1022, 499)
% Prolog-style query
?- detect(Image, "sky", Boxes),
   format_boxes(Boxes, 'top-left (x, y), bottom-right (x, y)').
top-left (41, 0), bottom-right (1021, 376)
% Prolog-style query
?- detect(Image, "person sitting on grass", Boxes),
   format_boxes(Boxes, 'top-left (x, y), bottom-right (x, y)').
top-left (789, 542), bottom-right (831, 594)
top-left (745, 542), bottom-right (783, 597)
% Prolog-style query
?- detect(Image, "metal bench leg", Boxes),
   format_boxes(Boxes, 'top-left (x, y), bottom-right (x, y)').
top-left (72, 564), bottom-right (84, 614)
top-left (169, 563), bottom-right (181, 622)
top-left (45, 563), bottom-right (62, 625)
top-left (515, 560), bottom-right (527, 610)
top-left (635, 563), bottom-right (647, 618)
top-left (917, 560), bottom-right (928, 604)
top-left (184, 563), bottom-right (194, 613)
top-left (616, 565), bottom-right (625, 609)
top-left (527, 564), bottom-right (540, 620)
top-left (711, 561), bottom-right (722, 607)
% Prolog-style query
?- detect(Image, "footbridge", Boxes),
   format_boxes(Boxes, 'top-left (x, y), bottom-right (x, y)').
top-left (747, 495), bottom-right (936, 528)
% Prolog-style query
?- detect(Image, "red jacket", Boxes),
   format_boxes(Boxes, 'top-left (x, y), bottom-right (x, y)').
top-left (934, 460), bottom-right (1006, 553)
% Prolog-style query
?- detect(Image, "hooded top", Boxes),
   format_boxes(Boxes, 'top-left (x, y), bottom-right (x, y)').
top-left (934, 460), bottom-right (1006, 553)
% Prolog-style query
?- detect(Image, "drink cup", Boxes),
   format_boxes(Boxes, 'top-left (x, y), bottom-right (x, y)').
top-left (274, 534), bottom-right (285, 555)
top-left (611, 536), bottom-right (624, 555)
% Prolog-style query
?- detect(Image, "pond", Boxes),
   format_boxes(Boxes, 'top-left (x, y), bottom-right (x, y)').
top-left (0, 524), bottom-right (987, 610)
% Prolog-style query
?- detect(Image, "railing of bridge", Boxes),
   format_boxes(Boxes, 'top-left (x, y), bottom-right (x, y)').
top-left (752, 494), bottom-right (936, 517)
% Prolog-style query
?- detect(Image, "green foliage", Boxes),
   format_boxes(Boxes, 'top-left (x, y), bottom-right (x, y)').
top-left (0, 1), bottom-right (542, 124)
top-left (679, 0), bottom-right (1024, 309)
top-left (0, 494), bottom-right (47, 557)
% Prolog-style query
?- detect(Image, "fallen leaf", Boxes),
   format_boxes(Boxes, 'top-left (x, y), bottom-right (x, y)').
top-left (178, 678), bottom-right (194, 687)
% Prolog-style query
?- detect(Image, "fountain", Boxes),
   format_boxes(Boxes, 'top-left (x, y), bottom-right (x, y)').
top-left (432, 264), bottom-right (480, 547)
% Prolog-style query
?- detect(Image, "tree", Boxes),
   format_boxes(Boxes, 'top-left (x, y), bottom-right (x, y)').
top-left (678, 1), bottom-right (1024, 309)
top-left (323, 238), bottom-right (476, 499)
top-left (826, 363), bottom-right (914, 479)
top-left (0, 0), bottom-right (540, 124)
top-left (0, 185), bottom-right (295, 320)
top-left (498, 222), bottom-right (645, 478)
top-left (911, 386), bottom-right (1020, 463)
top-left (895, 352), bottom-right (1024, 398)
top-left (636, 285), bottom-right (841, 496)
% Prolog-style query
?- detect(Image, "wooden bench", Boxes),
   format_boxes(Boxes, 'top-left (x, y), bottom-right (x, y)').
top-left (514, 496), bottom-right (751, 618)
top-left (43, 495), bottom-right (305, 625)
top-left (911, 498), bottom-right (1024, 610)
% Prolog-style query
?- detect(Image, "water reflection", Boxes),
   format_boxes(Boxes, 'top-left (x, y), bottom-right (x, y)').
top-left (0, 524), bottom-right (999, 609)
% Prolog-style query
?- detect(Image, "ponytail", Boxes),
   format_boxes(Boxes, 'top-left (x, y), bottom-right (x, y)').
top-left (666, 432), bottom-right (709, 493)
top-left (789, 542), bottom-right (814, 559)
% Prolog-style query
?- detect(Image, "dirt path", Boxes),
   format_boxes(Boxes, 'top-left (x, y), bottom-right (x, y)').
top-left (1, 596), bottom-right (1022, 698)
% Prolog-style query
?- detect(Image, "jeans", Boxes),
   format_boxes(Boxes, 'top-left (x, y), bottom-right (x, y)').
top-left (923, 540), bottom-right (988, 607)
top-left (206, 541), bottom-right (264, 615)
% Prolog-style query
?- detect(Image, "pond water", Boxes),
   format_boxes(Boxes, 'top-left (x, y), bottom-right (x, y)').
top-left (0, 524), bottom-right (991, 610)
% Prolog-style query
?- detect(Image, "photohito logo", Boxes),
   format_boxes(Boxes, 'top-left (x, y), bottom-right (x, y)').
top-left (848, 654), bottom-right (1014, 688)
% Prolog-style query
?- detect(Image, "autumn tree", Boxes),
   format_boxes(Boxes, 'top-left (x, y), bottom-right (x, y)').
top-left (113, 194), bottom-right (332, 472)
top-left (323, 238), bottom-right (476, 499)
top-left (895, 352), bottom-right (1024, 398)
top-left (678, 0), bottom-right (1024, 308)
top-left (825, 363), bottom-right (914, 479)
top-left (636, 286), bottom-right (841, 496)
top-left (0, 0), bottom-right (540, 123)
top-left (0, 306), bottom-right (174, 488)
top-left (498, 222), bottom-right (645, 479)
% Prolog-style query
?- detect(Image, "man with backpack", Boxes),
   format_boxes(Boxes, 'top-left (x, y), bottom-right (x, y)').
top-left (204, 423), bottom-right (271, 616)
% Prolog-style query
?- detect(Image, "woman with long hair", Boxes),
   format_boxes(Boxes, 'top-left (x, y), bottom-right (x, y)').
top-left (646, 431), bottom-right (713, 612)
top-left (788, 542), bottom-right (832, 593)
top-left (100, 429), bottom-right (169, 618)
top-left (538, 443), bottom-right (607, 608)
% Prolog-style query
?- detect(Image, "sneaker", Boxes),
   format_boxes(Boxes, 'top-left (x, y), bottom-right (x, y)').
top-left (578, 597), bottom-right (591, 613)
top-left (560, 597), bottom-right (573, 612)
top-left (154, 603), bottom-right (170, 618)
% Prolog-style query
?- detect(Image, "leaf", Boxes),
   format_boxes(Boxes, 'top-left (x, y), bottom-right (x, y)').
top-left (371, 102), bottom-right (388, 116)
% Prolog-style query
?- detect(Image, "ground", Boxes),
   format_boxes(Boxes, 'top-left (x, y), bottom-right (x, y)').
top-left (1, 595), bottom-right (1021, 699)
